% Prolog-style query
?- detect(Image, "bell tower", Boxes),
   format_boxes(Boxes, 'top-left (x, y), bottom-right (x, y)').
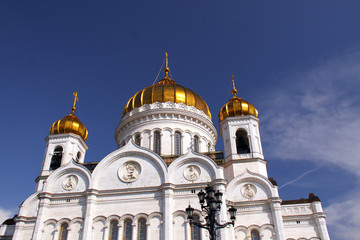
top-left (37, 92), bottom-right (88, 191)
top-left (219, 77), bottom-right (266, 180)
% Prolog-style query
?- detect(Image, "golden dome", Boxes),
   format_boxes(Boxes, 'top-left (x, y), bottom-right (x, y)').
top-left (218, 76), bottom-right (258, 122)
top-left (122, 55), bottom-right (211, 118)
top-left (50, 92), bottom-right (88, 141)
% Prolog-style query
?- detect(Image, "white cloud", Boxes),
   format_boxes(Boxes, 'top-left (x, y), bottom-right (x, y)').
top-left (325, 191), bottom-right (360, 239)
top-left (0, 207), bottom-right (13, 225)
top-left (261, 50), bottom-right (360, 176)
top-left (260, 50), bottom-right (360, 239)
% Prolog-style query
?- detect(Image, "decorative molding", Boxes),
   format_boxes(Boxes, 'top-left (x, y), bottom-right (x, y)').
top-left (123, 102), bottom-right (211, 121)
top-left (183, 165), bottom-right (201, 181)
top-left (241, 183), bottom-right (257, 199)
top-left (62, 175), bottom-right (78, 191)
top-left (118, 161), bottom-right (141, 183)
top-left (116, 102), bottom-right (217, 145)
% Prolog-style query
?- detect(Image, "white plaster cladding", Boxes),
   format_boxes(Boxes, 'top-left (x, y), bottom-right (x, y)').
top-left (115, 102), bottom-right (218, 155)
top-left (5, 98), bottom-right (330, 240)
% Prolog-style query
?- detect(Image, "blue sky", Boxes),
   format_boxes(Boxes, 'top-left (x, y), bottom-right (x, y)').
top-left (1, 1), bottom-right (360, 239)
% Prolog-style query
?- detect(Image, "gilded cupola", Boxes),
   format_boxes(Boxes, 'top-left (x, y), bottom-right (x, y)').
top-left (218, 76), bottom-right (258, 122)
top-left (50, 92), bottom-right (88, 141)
top-left (122, 53), bottom-right (211, 118)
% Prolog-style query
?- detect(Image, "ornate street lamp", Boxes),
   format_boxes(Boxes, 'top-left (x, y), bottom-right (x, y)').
top-left (185, 185), bottom-right (237, 240)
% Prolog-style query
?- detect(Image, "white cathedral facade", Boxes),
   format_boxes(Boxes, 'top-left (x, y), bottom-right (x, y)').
top-left (0, 59), bottom-right (330, 240)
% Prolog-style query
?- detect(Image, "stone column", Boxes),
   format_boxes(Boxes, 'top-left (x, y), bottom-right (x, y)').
top-left (162, 184), bottom-right (174, 240)
top-left (170, 133), bottom-right (174, 155)
top-left (146, 223), bottom-right (150, 240)
top-left (185, 220), bottom-right (191, 240)
top-left (311, 201), bottom-right (330, 240)
top-left (81, 190), bottom-right (97, 240)
top-left (31, 193), bottom-right (50, 240)
top-left (103, 226), bottom-right (109, 240)
top-left (53, 229), bottom-right (59, 240)
top-left (132, 223), bottom-right (137, 240)
top-left (12, 221), bottom-right (22, 240)
top-left (268, 198), bottom-right (285, 240)
top-left (117, 224), bottom-right (122, 240)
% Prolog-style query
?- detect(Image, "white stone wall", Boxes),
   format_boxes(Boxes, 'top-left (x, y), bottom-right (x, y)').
top-left (219, 115), bottom-right (264, 161)
top-left (115, 102), bottom-right (218, 155)
top-left (12, 134), bottom-right (329, 240)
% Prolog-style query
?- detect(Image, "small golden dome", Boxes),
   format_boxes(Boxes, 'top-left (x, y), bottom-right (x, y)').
top-left (50, 92), bottom-right (88, 141)
top-left (218, 76), bottom-right (258, 122)
top-left (122, 54), bottom-right (211, 118)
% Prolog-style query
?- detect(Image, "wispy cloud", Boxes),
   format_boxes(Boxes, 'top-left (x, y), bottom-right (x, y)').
top-left (325, 191), bottom-right (360, 239)
top-left (0, 207), bottom-right (12, 224)
top-left (279, 166), bottom-right (320, 189)
top-left (261, 50), bottom-right (360, 176)
top-left (260, 50), bottom-right (360, 239)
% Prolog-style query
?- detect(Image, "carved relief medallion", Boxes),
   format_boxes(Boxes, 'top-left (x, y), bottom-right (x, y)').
top-left (184, 165), bottom-right (201, 181)
top-left (119, 161), bottom-right (141, 183)
top-left (62, 175), bottom-right (78, 191)
top-left (241, 183), bottom-right (257, 199)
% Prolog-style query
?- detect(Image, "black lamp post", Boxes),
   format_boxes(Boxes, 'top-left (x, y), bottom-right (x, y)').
top-left (185, 185), bottom-right (237, 240)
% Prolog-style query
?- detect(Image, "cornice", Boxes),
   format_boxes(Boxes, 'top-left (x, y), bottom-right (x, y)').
top-left (123, 102), bottom-right (211, 121)
top-left (115, 102), bottom-right (218, 144)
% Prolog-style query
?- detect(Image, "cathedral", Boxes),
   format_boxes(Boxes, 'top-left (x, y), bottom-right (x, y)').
top-left (0, 55), bottom-right (330, 240)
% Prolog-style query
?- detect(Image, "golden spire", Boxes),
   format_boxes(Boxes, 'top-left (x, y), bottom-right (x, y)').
top-left (71, 92), bottom-right (79, 114)
top-left (232, 75), bottom-right (237, 97)
top-left (164, 52), bottom-right (170, 77)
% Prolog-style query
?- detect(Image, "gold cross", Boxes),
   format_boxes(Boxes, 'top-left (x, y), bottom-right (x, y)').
top-left (165, 52), bottom-right (168, 69)
top-left (72, 92), bottom-right (79, 113)
top-left (232, 75), bottom-right (237, 97)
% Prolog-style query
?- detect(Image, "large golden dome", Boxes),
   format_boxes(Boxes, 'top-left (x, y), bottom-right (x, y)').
top-left (50, 92), bottom-right (88, 141)
top-left (218, 77), bottom-right (258, 122)
top-left (122, 63), bottom-right (211, 118)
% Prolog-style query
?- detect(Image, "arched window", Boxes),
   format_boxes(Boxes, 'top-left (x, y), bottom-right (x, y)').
top-left (193, 136), bottom-right (199, 153)
top-left (191, 216), bottom-right (201, 240)
top-left (135, 134), bottom-right (141, 146)
top-left (154, 131), bottom-right (161, 155)
top-left (58, 223), bottom-right (68, 240)
top-left (175, 131), bottom-right (182, 155)
top-left (137, 218), bottom-right (147, 240)
top-left (76, 151), bottom-right (81, 162)
top-left (207, 143), bottom-right (211, 153)
top-left (109, 220), bottom-right (119, 240)
top-left (251, 229), bottom-right (260, 240)
top-left (236, 130), bottom-right (250, 154)
top-left (123, 219), bottom-right (132, 240)
top-left (50, 146), bottom-right (63, 170)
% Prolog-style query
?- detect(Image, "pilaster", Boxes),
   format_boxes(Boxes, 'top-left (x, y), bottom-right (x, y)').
top-left (268, 198), bottom-right (285, 240)
top-left (81, 189), bottom-right (97, 240)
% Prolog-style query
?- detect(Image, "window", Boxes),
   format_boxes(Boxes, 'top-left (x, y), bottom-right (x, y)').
top-left (109, 220), bottom-right (119, 240)
top-left (154, 131), bottom-right (161, 155)
top-left (123, 219), bottom-right (132, 240)
top-left (191, 216), bottom-right (201, 240)
top-left (76, 151), bottom-right (81, 162)
top-left (135, 134), bottom-right (141, 146)
top-left (50, 146), bottom-right (63, 170)
top-left (207, 143), bottom-right (211, 153)
top-left (59, 223), bottom-right (68, 240)
top-left (121, 140), bottom-right (126, 147)
top-left (250, 230), bottom-right (260, 240)
top-left (137, 218), bottom-right (147, 240)
top-left (175, 132), bottom-right (182, 155)
top-left (193, 136), bottom-right (199, 153)
top-left (236, 130), bottom-right (250, 154)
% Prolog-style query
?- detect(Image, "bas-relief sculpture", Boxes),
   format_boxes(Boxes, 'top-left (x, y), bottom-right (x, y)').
top-left (118, 162), bottom-right (141, 183)
top-left (62, 175), bottom-right (78, 191)
top-left (184, 165), bottom-right (201, 181)
top-left (241, 183), bottom-right (257, 199)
